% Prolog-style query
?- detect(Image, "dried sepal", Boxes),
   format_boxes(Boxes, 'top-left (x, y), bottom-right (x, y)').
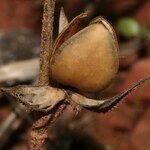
top-left (70, 77), bottom-right (150, 113)
top-left (49, 12), bottom-right (88, 79)
top-left (53, 12), bottom-right (88, 51)
top-left (59, 7), bottom-right (69, 34)
top-left (90, 17), bottom-right (119, 52)
top-left (51, 17), bottom-right (119, 92)
top-left (0, 86), bottom-right (66, 111)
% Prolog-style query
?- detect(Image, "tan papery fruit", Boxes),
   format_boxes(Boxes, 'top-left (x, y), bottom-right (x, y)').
top-left (51, 18), bottom-right (119, 92)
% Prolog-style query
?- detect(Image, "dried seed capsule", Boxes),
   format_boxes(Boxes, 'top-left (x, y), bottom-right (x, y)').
top-left (51, 18), bottom-right (119, 92)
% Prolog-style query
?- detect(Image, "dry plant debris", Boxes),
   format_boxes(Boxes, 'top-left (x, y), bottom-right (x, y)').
top-left (0, 0), bottom-right (149, 149)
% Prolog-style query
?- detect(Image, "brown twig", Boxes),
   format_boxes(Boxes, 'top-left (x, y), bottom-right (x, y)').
top-left (29, 0), bottom-right (58, 149)
top-left (0, 1), bottom-right (68, 149)
top-left (38, 0), bottom-right (55, 86)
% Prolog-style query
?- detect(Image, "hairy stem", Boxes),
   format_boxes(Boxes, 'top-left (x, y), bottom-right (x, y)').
top-left (30, 0), bottom-right (56, 149)
top-left (38, 0), bottom-right (55, 86)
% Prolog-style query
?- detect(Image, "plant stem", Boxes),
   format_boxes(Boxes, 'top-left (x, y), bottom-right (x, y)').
top-left (38, 0), bottom-right (55, 86)
top-left (29, 0), bottom-right (56, 149)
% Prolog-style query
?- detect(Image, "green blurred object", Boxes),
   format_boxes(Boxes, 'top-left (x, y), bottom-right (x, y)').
top-left (103, 144), bottom-right (114, 150)
top-left (138, 26), bottom-right (147, 39)
top-left (117, 18), bottom-right (140, 38)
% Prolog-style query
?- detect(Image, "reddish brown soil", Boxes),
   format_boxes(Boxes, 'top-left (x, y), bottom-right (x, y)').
top-left (0, 0), bottom-right (42, 32)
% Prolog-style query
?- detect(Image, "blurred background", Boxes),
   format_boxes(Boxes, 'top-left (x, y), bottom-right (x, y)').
top-left (0, 0), bottom-right (150, 150)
